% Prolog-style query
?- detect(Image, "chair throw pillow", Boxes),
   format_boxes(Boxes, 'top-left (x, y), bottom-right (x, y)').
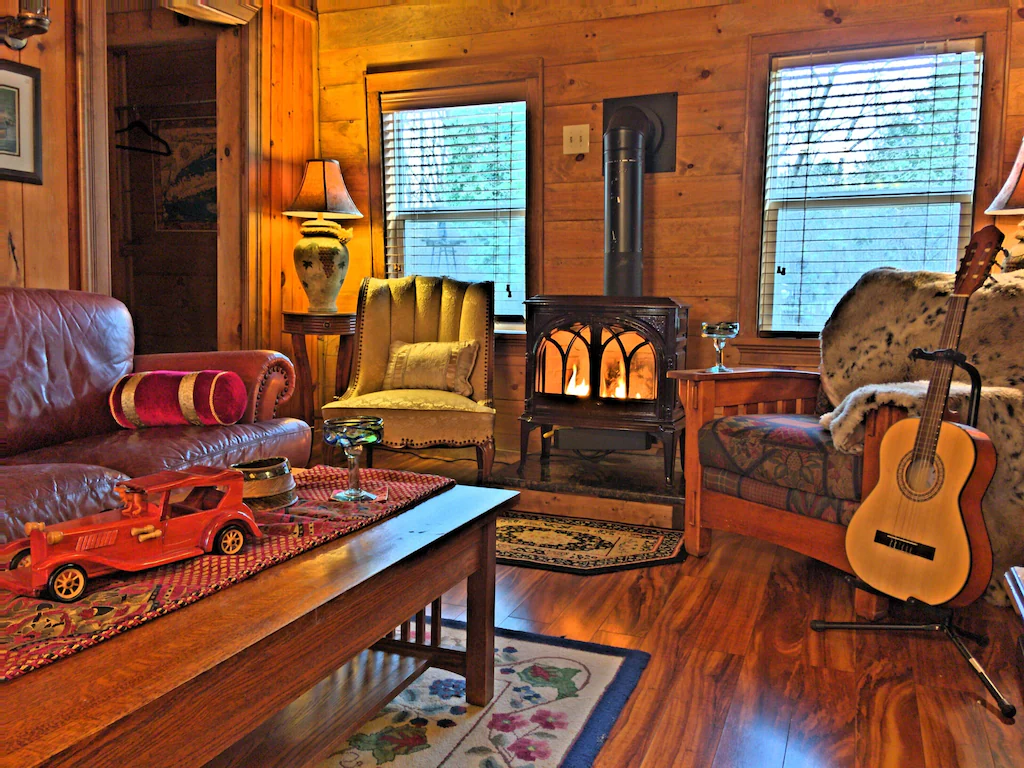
top-left (382, 340), bottom-right (479, 398)
top-left (110, 370), bottom-right (248, 429)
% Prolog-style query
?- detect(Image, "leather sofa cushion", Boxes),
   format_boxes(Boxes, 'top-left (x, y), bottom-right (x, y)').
top-left (4, 418), bottom-right (311, 479)
top-left (698, 413), bottom-right (862, 502)
top-left (1, 464), bottom-right (130, 545)
top-left (2, 288), bottom-right (134, 457)
top-left (322, 389), bottom-right (494, 448)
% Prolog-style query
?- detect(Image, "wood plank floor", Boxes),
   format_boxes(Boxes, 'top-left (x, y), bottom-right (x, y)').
top-left (349, 447), bottom-right (1024, 767)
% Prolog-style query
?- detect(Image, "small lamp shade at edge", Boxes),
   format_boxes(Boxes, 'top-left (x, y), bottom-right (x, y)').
top-left (284, 159), bottom-right (363, 220)
top-left (986, 136), bottom-right (1024, 215)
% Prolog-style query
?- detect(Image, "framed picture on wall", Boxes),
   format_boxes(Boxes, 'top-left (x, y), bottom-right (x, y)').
top-left (0, 61), bottom-right (42, 185)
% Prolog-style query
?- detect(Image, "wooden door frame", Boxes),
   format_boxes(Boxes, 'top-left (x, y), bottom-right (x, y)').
top-left (79, 10), bottom-right (258, 350)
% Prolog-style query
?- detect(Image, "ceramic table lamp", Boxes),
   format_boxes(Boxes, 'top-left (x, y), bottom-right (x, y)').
top-left (284, 159), bottom-right (363, 313)
top-left (986, 135), bottom-right (1024, 273)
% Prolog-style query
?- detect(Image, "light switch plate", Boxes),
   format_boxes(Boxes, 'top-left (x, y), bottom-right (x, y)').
top-left (563, 124), bottom-right (590, 154)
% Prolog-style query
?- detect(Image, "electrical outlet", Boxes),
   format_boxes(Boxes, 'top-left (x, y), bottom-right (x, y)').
top-left (563, 124), bottom-right (590, 154)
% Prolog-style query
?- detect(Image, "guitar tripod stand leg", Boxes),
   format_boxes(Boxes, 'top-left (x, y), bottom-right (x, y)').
top-left (810, 607), bottom-right (1017, 719)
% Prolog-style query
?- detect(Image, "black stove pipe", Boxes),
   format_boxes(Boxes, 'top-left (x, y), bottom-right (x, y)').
top-left (604, 107), bottom-right (650, 296)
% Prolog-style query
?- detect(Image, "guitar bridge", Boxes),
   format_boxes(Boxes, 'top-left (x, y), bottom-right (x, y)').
top-left (873, 530), bottom-right (936, 561)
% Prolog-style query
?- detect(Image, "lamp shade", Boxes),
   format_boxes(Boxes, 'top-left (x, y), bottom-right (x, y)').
top-left (284, 159), bottom-right (363, 219)
top-left (986, 136), bottom-right (1024, 215)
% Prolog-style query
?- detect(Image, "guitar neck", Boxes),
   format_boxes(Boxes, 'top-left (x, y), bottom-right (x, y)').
top-left (912, 294), bottom-right (970, 462)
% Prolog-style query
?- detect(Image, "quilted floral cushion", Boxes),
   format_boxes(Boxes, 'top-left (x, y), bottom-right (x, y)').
top-left (698, 413), bottom-right (862, 502)
top-left (703, 468), bottom-right (860, 525)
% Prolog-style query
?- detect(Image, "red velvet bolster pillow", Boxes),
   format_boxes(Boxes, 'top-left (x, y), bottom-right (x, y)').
top-left (110, 370), bottom-right (248, 429)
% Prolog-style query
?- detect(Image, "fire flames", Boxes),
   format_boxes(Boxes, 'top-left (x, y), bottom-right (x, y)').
top-left (564, 365), bottom-right (590, 397)
top-left (564, 364), bottom-right (645, 399)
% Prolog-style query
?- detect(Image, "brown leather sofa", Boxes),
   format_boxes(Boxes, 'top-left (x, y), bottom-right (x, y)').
top-left (1, 288), bottom-right (311, 543)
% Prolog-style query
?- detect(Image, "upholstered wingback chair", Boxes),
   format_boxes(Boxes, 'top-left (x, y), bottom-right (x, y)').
top-left (671, 265), bottom-right (1023, 615)
top-left (321, 276), bottom-right (496, 481)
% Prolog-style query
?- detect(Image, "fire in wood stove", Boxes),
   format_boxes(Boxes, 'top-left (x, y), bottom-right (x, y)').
top-left (519, 296), bottom-right (687, 488)
top-left (538, 324), bottom-right (657, 401)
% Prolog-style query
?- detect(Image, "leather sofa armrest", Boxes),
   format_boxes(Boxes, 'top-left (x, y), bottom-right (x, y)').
top-left (133, 350), bottom-right (296, 423)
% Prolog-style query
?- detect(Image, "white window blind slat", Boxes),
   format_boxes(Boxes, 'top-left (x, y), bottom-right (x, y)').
top-left (382, 101), bottom-right (527, 319)
top-left (758, 44), bottom-right (983, 334)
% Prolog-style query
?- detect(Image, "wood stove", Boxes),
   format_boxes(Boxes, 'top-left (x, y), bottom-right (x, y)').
top-left (519, 295), bottom-right (687, 486)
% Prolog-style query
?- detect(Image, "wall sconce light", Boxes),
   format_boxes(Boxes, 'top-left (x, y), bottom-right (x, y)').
top-left (3, 1), bottom-right (50, 51)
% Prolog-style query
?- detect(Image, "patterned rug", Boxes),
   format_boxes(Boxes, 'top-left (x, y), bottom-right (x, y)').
top-left (496, 512), bottom-right (686, 575)
top-left (320, 621), bottom-right (648, 768)
top-left (0, 466), bottom-right (454, 681)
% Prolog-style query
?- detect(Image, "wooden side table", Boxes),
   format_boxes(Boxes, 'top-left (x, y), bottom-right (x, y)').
top-left (283, 311), bottom-right (357, 426)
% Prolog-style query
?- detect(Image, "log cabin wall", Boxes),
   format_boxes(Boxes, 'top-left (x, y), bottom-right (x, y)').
top-left (316, 0), bottom-right (1023, 453)
top-left (254, 0), bottom-right (319, 420)
top-left (1, 0), bottom-right (76, 290)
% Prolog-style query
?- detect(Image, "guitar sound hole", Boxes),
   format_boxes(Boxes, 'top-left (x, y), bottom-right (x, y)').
top-left (896, 453), bottom-right (945, 502)
top-left (906, 459), bottom-right (936, 492)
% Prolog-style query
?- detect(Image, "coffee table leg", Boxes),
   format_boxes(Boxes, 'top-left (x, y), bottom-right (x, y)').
top-left (465, 515), bottom-right (496, 706)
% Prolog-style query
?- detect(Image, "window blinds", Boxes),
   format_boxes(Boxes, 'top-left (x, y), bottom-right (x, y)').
top-left (382, 100), bottom-right (527, 320)
top-left (759, 42), bottom-right (983, 334)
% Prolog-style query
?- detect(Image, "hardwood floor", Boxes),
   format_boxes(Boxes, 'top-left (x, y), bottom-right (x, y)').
top-left (350, 447), bottom-right (1024, 767)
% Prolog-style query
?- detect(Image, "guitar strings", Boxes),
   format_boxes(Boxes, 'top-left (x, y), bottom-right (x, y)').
top-left (887, 294), bottom-right (966, 589)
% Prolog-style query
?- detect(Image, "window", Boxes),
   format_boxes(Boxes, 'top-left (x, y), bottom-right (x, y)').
top-left (758, 41), bottom-right (984, 335)
top-left (382, 100), bottom-right (527, 320)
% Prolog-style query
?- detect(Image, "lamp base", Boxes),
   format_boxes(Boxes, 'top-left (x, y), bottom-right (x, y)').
top-left (293, 219), bottom-right (353, 313)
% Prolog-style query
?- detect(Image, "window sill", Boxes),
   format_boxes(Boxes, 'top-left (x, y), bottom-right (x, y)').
top-left (496, 320), bottom-right (526, 335)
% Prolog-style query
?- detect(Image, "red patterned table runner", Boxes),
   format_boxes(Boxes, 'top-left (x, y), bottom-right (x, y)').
top-left (0, 466), bottom-right (454, 681)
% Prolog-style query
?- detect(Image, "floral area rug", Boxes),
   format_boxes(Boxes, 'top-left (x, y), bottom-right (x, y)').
top-left (322, 622), bottom-right (648, 768)
top-left (496, 512), bottom-right (686, 575)
top-left (0, 466), bottom-right (454, 681)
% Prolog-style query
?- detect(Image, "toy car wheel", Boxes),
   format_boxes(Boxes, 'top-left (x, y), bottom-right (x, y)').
top-left (48, 564), bottom-right (88, 602)
top-left (10, 549), bottom-right (31, 569)
top-left (215, 524), bottom-right (246, 556)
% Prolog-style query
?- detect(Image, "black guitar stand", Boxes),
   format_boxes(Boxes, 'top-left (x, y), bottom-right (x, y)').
top-left (810, 348), bottom-right (1017, 719)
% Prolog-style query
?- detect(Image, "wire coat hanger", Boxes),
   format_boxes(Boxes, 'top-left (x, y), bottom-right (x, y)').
top-left (115, 120), bottom-right (172, 156)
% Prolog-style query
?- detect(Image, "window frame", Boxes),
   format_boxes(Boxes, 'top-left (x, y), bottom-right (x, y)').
top-left (365, 60), bottom-right (543, 323)
top-left (736, 13), bottom-right (1007, 361)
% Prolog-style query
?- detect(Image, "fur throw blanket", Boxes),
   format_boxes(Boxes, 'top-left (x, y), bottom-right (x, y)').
top-left (819, 269), bottom-right (1024, 602)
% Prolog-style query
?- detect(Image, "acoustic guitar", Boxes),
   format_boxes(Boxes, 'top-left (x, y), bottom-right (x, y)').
top-left (844, 225), bottom-right (1003, 607)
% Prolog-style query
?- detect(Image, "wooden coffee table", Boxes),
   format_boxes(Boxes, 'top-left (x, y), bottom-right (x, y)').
top-left (2, 484), bottom-right (518, 768)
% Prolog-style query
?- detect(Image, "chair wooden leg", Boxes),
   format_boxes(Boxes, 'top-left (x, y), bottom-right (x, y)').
top-left (685, 522), bottom-right (712, 557)
top-left (854, 588), bottom-right (890, 620)
top-left (476, 439), bottom-right (495, 484)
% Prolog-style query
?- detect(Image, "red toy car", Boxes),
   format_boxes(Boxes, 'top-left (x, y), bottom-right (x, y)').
top-left (0, 467), bottom-right (262, 602)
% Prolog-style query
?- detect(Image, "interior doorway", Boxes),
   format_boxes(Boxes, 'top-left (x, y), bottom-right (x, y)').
top-left (108, 43), bottom-right (219, 354)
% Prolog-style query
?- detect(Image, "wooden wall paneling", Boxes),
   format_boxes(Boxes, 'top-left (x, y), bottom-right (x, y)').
top-left (106, 6), bottom-right (220, 48)
top-left (65, 2), bottom-right (81, 291)
top-left (19, 0), bottom-right (71, 290)
top-left (249, 2), bottom-right (317, 416)
top-left (2, 182), bottom-right (24, 287)
top-left (318, 1), bottom-right (1007, 79)
top-left (544, 47), bottom-right (747, 107)
top-left (543, 176), bottom-right (743, 222)
top-left (76, 0), bottom-right (111, 295)
top-left (107, 50), bottom-right (129, 303)
top-left (217, 27), bottom-right (247, 351)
